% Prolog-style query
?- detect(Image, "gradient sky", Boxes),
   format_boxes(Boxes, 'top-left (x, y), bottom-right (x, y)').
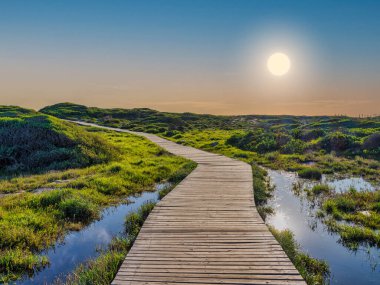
top-left (1, 0), bottom-right (379, 115)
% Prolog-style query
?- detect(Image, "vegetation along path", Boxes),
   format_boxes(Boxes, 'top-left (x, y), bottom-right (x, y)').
top-left (75, 121), bottom-right (306, 285)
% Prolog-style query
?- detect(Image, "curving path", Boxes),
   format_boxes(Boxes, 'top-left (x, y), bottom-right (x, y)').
top-left (75, 122), bottom-right (306, 285)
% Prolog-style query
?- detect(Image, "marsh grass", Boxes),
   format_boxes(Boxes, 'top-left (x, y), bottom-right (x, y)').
top-left (0, 128), bottom-right (194, 282)
top-left (305, 184), bottom-right (331, 197)
top-left (270, 227), bottom-right (330, 285)
top-left (298, 168), bottom-right (322, 180)
top-left (321, 188), bottom-right (380, 249)
top-left (52, 160), bottom-right (196, 284)
top-left (0, 249), bottom-right (49, 283)
top-left (53, 202), bottom-right (157, 285)
top-left (125, 201), bottom-right (156, 239)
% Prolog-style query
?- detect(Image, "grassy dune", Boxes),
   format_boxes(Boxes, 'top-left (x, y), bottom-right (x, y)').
top-left (0, 111), bottom-right (195, 282)
top-left (0, 106), bottom-right (118, 176)
top-left (41, 103), bottom-right (380, 183)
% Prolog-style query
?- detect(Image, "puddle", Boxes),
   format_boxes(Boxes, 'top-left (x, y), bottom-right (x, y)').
top-left (266, 169), bottom-right (380, 285)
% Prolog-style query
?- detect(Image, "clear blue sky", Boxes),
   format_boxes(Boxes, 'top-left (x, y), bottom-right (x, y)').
top-left (1, 0), bottom-right (379, 115)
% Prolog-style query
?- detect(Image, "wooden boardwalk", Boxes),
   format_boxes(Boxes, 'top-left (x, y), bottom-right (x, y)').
top-left (76, 122), bottom-right (306, 285)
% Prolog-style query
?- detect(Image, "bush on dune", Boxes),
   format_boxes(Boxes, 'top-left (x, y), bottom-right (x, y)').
top-left (0, 106), bottom-right (119, 175)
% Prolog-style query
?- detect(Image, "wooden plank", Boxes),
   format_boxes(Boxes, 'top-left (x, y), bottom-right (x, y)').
top-left (72, 122), bottom-right (305, 285)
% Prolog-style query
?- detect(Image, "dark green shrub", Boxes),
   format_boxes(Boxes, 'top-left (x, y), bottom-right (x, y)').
top-left (320, 131), bottom-right (355, 152)
top-left (281, 139), bottom-right (306, 154)
top-left (298, 168), bottom-right (322, 180)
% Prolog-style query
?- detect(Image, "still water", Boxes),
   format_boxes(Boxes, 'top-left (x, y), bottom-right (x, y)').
top-left (15, 189), bottom-right (160, 285)
top-left (266, 169), bottom-right (380, 285)
top-left (11, 170), bottom-right (380, 285)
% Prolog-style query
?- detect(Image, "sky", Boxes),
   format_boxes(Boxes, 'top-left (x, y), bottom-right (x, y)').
top-left (0, 0), bottom-right (379, 116)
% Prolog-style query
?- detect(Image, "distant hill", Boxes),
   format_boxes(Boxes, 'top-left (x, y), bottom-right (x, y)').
top-left (40, 102), bottom-right (250, 132)
top-left (0, 106), bottom-right (119, 175)
top-left (41, 102), bottom-right (380, 133)
top-left (41, 103), bottom-right (380, 159)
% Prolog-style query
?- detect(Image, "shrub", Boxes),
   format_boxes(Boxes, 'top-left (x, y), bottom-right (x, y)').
top-left (320, 131), bottom-right (355, 152)
top-left (300, 128), bottom-right (325, 141)
top-left (362, 133), bottom-right (380, 150)
top-left (281, 139), bottom-right (306, 154)
top-left (298, 168), bottom-right (322, 180)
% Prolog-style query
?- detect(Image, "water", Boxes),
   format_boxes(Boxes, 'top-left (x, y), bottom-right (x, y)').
top-left (266, 169), bottom-right (380, 285)
top-left (15, 189), bottom-right (161, 285)
top-left (322, 176), bottom-right (376, 193)
top-left (11, 170), bottom-right (380, 285)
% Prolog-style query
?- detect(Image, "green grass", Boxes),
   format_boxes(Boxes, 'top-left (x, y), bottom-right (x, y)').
top-left (298, 168), bottom-right (322, 180)
top-left (0, 126), bottom-right (195, 282)
top-left (37, 103), bottom-right (347, 283)
top-left (325, 219), bottom-right (380, 250)
top-left (0, 248), bottom-right (49, 283)
top-left (53, 162), bottom-right (195, 285)
top-left (307, 184), bottom-right (331, 196)
top-left (125, 201), bottom-right (156, 239)
top-left (54, 201), bottom-right (157, 285)
top-left (270, 227), bottom-right (330, 285)
top-left (40, 103), bottom-right (380, 184)
top-left (321, 188), bottom-right (380, 249)
top-left (0, 106), bottom-right (119, 176)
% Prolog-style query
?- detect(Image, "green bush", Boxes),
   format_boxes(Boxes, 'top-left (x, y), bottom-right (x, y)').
top-left (281, 139), bottom-right (306, 154)
top-left (298, 168), bottom-right (322, 180)
top-left (320, 131), bottom-right (355, 152)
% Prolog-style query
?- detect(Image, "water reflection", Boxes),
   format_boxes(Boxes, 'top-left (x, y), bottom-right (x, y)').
top-left (265, 169), bottom-right (380, 285)
top-left (16, 190), bottom-right (159, 285)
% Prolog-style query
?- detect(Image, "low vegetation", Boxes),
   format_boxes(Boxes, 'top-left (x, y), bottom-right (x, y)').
top-left (54, 202), bottom-right (156, 285)
top-left (41, 103), bottom-right (380, 183)
top-left (0, 106), bottom-right (118, 176)
top-left (53, 152), bottom-right (193, 284)
top-left (270, 227), bottom-right (330, 284)
top-left (40, 103), bottom-right (340, 284)
top-left (0, 114), bottom-right (195, 282)
top-left (307, 184), bottom-right (331, 196)
top-left (298, 168), bottom-right (322, 180)
top-left (320, 188), bottom-right (380, 249)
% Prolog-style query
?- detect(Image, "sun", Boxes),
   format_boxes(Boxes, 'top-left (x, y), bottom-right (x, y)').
top-left (267, 52), bottom-right (291, 76)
